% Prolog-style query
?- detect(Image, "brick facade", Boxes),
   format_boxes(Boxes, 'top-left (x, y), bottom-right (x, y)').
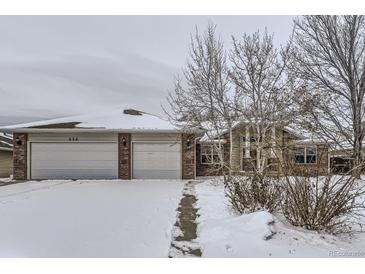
top-left (118, 133), bottom-right (131, 179)
top-left (181, 133), bottom-right (196, 179)
top-left (11, 128), bottom-right (329, 181)
top-left (283, 144), bottom-right (329, 176)
top-left (13, 133), bottom-right (28, 180)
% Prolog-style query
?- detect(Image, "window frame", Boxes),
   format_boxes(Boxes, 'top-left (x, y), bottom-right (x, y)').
top-left (200, 144), bottom-right (223, 165)
top-left (294, 145), bottom-right (317, 165)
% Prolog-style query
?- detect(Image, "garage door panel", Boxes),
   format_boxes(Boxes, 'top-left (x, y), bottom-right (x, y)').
top-left (133, 142), bottom-right (181, 179)
top-left (32, 169), bottom-right (117, 180)
top-left (132, 161), bottom-right (181, 169)
top-left (32, 143), bottom-right (117, 152)
top-left (133, 143), bottom-right (180, 152)
top-left (31, 142), bottom-right (118, 180)
top-left (134, 170), bottom-right (181, 180)
top-left (31, 151), bottom-right (118, 161)
top-left (133, 152), bottom-right (180, 162)
top-left (32, 160), bottom-right (117, 169)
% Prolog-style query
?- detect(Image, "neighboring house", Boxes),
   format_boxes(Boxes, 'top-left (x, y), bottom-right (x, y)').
top-left (0, 108), bottom-right (330, 180)
top-left (0, 133), bottom-right (13, 178)
top-left (0, 108), bottom-right (198, 180)
top-left (196, 122), bottom-right (329, 177)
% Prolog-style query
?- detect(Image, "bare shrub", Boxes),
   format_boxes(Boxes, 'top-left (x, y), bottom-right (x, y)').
top-left (225, 174), bottom-right (283, 214)
top-left (282, 174), bottom-right (365, 234)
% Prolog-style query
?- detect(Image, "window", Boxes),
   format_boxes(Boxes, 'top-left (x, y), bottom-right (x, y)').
top-left (294, 145), bottom-right (317, 164)
top-left (201, 145), bottom-right (223, 164)
top-left (242, 136), bottom-right (261, 143)
top-left (294, 147), bottom-right (305, 163)
top-left (306, 146), bottom-right (317, 163)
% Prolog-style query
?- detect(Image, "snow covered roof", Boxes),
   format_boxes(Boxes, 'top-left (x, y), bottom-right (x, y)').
top-left (198, 121), bottom-right (306, 143)
top-left (0, 108), bottom-right (187, 133)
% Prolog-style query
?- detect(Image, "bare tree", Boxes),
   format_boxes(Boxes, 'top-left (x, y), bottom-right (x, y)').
top-left (164, 23), bottom-right (237, 176)
top-left (230, 29), bottom-right (298, 174)
top-left (291, 15), bottom-right (365, 166)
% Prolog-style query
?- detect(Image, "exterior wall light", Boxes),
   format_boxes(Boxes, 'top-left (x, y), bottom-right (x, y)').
top-left (186, 138), bottom-right (191, 148)
top-left (15, 136), bottom-right (22, 146)
top-left (122, 137), bottom-right (127, 147)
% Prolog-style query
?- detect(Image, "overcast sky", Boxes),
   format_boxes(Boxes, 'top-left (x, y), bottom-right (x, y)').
top-left (0, 16), bottom-right (294, 126)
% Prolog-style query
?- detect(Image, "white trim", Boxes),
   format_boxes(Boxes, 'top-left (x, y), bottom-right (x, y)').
top-left (29, 141), bottom-right (117, 143)
top-left (271, 127), bottom-right (276, 157)
top-left (0, 147), bottom-right (12, 152)
top-left (131, 140), bottom-right (182, 143)
top-left (194, 138), bottom-right (197, 179)
top-left (27, 141), bottom-right (31, 180)
top-left (1, 128), bottom-right (203, 134)
top-left (131, 140), bottom-right (182, 179)
top-left (245, 126), bottom-right (250, 158)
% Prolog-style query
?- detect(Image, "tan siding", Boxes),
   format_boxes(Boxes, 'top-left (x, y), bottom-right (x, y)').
top-left (131, 133), bottom-right (181, 142)
top-left (0, 150), bottom-right (13, 177)
top-left (28, 133), bottom-right (118, 142)
top-left (230, 129), bottom-right (241, 171)
top-left (197, 125), bottom-right (329, 177)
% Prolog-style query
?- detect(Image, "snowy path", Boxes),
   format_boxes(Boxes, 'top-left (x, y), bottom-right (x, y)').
top-left (169, 181), bottom-right (202, 257)
top-left (0, 179), bottom-right (185, 257)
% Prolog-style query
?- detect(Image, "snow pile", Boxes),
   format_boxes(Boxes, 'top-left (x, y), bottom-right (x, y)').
top-left (1, 107), bottom-right (178, 131)
top-left (195, 180), bottom-right (279, 257)
top-left (0, 179), bottom-right (184, 257)
top-left (195, 179), bottom-right (365, 257)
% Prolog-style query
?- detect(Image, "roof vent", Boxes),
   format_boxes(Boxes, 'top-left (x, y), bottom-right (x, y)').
top-left (123, 109), bottom-right (143, 116)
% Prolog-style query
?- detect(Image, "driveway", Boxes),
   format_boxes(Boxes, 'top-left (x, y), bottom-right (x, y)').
top-left (0, 180), bottom-right (185, 257)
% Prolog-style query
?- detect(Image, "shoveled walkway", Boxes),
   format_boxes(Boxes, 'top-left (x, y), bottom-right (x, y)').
top-left (168, 181), bottom-right (202, 258)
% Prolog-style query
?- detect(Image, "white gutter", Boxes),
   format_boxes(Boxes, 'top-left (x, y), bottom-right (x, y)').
top-left (0, 128), bottom-right (204, 134)
top-left (0, 147), bottom-right (12, 152)
top-left (198, 139), bottom-right (227, 144)
top-left (293, 139), bottom-right (328, 145)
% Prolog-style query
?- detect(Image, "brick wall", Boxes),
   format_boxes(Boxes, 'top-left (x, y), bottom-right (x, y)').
top-left (118, 133), bottom-right (131, 179)
top-left (13, 133), bottom-right (28, 180)
top-left (283, 144), bottom-right (329, 176)
top-left (181, 133), bottom-right (196, 179)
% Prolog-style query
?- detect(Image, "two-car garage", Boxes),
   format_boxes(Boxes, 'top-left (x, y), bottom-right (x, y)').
top-left (30, 142), bottom-right (119, 180)
top-left (4, 108), bottom-right (196, 181)
top-left (29, 137), bottom-right (182, 180)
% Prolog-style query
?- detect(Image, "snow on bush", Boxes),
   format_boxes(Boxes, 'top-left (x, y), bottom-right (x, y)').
top-left (225, 173), bottom-right (365, 234)
top-left (196, 179), bottom-right (365, 257)
top-left (225, 174), bottom-right (282, 214)
top-left (282, 175), bottom-right (365, 234)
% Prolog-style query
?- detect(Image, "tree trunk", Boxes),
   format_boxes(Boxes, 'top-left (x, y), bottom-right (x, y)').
top-left (352, 106), bottom-right (363, 167)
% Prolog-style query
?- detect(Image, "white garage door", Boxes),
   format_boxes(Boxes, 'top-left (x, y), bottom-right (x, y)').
top-left (132, 142), bottom-right (181, 179)
top-left (30, 142), bottom-right (118, 179)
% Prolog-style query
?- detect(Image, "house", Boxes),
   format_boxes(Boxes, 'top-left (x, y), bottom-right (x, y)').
top-left (0, 108), bottom-right (199, 180)
top-left (0, 108), bottom-right (330, 180)
top-left (0, 133), bottom-right (13, 178)
top-left (196, 122), bottom-right (329, 177)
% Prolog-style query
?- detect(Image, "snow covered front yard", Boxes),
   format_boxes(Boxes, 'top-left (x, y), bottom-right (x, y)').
top-left (2, 178), bottom-right (364, 258)
top-left (195, 179), bottom-right (365, 258)
top-left (0, 180), bottom-right (185, 257)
